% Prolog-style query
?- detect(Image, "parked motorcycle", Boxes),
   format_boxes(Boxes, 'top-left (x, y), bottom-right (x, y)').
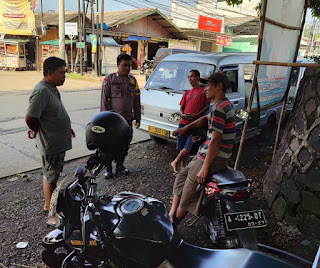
top-left (41, 111), bottom-right (317, 267)
top-left (140, 59), bottom-right (154, 74)
top-left (42, 151), bottom-right (316, 268)
top-left (186, 167), bottom-right (266, 249)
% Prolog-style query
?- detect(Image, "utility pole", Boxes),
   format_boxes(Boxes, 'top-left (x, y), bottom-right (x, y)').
top-left (59, 0), bottom-right (65, 60)
top-left (96, 0), bottom-right (99, 76)
top-left (100, 0), bottom-right (104, 76)
top-left (91, 0), bottom-right (95, 74)
top-left (78, 0), bottom-right (83, 75)
top-left (83, 0), bottom-right (88, 72)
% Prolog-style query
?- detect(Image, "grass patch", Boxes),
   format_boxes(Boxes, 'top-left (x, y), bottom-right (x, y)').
top-left (66, 73), bottom-right (84, 80)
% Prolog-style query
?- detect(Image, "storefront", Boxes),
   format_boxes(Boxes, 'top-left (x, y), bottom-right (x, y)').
top-left (0, 40), bottom-right (28, 70)
top-left (39, 39), bottom-right (78, 68)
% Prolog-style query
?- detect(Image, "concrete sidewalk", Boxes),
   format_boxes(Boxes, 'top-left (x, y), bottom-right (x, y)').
top-left (0, 70), bottom-right (149, 178)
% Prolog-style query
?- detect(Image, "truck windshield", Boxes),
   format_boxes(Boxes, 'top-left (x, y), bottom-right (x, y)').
top-left (145, 61), bottom-right (215, 92)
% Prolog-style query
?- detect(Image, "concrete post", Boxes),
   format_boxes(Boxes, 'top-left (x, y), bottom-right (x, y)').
top-left (59, 0), bottom-right (65, 60)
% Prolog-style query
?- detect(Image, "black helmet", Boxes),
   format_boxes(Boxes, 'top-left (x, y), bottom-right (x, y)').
top-left (85, 111), bottom-right (132, 154)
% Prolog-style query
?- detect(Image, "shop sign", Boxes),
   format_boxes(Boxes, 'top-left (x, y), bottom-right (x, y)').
top-left (216, 34), bottom-right (232, 47)
top-left (90, 34), bottom-right (97, 53)
top-left (254, 0), bottom-right (305, 109)
top-left (168, 40), bottom-right (196, 50)
top-left (0, 0), bottom-right (36, 35)
top-left (198, 15), bottom-right (222, 33)
top-left (76, 42), bottom-right (85, 49)
top-left (65, 22), bottom-right (78, 36)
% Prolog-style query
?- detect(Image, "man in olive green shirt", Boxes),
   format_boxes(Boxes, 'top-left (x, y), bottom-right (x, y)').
top-left (25, 57), bottom-right (75, 226)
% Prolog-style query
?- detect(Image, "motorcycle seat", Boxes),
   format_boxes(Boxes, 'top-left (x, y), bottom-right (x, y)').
top-left (209, 167), bottom-right (249, 188)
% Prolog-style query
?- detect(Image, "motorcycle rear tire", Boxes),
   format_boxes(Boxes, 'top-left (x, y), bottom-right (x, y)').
top-left (225, 199), bottom-right (258, 249)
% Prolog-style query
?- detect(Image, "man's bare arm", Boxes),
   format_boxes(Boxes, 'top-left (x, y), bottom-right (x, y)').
top-left (196, 131), bottom-right (222, 184)
top-left (25, 115), bottom-right (40, 133)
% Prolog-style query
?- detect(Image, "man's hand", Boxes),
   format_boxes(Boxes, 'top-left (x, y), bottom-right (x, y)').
top-left (184, 113), bottom-right (197, 121)
top-left (172, 126), bottom-right (188, 138)
top-left (134, 120), bottom-right (140, 129)
top-left (71, 129), bottom-right (76, 138)
top-left (28, 129), bottom-right (36, 139)
top-left (196, 166), bottom-right (208, 185)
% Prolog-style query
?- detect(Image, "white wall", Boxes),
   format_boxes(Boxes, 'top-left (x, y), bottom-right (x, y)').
top-left (197, 0), bottom-right (259, 17)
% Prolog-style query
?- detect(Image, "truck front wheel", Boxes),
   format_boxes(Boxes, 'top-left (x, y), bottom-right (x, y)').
top-left (150, 135), bottom-right (168, 144)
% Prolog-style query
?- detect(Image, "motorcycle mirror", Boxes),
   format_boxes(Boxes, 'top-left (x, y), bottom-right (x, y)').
top-left (75, 166), bottom-right (84, 177)
top-left (235, 109), bottom-right (249, 119)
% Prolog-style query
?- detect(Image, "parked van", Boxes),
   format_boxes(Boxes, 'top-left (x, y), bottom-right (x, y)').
top-left (140, 52), bottom-right (283, 143)
top-left (153, 48), bottom-right (208, 69)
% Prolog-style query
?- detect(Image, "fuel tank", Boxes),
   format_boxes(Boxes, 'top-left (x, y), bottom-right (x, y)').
top-left (101, 191), bottom-right (174, 267)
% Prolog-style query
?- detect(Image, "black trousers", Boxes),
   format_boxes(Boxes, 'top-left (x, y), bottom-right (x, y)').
top-left (105, 120), bottom-right (133, 170)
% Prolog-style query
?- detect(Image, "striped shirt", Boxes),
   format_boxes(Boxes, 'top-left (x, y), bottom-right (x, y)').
top-left (198, 98), bottom-right (236, 161)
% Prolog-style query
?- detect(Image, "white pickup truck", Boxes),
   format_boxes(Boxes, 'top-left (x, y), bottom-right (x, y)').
top-left (140, 52), bottom-right (284, 143)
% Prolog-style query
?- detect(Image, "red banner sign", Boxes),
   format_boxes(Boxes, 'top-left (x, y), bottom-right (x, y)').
top-left (216, 34), bottom-right (232, 47)
top-left (198, 15), bottom-right (222, 33)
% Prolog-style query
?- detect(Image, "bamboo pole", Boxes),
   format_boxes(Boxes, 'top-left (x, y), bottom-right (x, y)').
top-left (254, 61), bottom-right (320, 68)
top-left (234, 0), bottom-right (268, 170)
top-left (272, 1), bottom-right (308, 161)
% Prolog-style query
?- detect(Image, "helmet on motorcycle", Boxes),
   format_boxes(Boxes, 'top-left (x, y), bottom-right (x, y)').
top-left (85, 111), bottom-right (132, 154)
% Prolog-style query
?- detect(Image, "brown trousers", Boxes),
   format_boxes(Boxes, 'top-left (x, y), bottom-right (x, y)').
top-left (173, 157), bottom-right (227, 216)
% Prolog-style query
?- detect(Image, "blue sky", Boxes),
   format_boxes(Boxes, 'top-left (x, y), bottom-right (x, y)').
top-left (35, 0), bottom-right (172, 14)
top-left (35, 0), bottom-right (314, 25)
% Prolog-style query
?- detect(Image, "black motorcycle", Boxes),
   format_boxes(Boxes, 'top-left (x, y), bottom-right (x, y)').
top-left (42, 151), bottom-right (319, 268)
top-left (185, 167), bottom-right (266, 249)
top-left (41, 112), bottom-right (318, 267)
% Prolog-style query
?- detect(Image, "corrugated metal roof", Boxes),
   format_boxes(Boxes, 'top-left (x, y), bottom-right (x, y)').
top-left (225, 16), bottom-right (259, 35)
top-left (35, 9), bottom-right (187, 39)
top-left (94, 8), bottom-right (188, 40)
top-left (35, 12), bottom-right (79, 28)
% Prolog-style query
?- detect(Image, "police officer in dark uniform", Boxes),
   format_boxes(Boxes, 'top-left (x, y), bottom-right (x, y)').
top-left (101, 53), bottom-right (141, 178)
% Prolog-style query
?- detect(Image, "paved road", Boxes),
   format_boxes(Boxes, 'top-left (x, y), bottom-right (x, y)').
top-left (0, 70), bottom-right (149, 178)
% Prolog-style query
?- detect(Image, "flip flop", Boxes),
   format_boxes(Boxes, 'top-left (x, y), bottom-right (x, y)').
top-left (46, 220), bottom-right (58, 228)
top-left (173, 171), bottom-right (179, 177)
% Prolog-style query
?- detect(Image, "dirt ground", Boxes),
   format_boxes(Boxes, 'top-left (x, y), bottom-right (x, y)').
top-left (0, 137), bottom-right (318, 267)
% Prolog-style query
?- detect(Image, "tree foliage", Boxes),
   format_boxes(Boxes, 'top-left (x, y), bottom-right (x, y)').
top-left (226, 0), bottom-right (320, 18)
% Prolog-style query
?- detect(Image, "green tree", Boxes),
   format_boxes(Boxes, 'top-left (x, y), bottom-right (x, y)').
top-left (227, 0), bottom-right (320, 18)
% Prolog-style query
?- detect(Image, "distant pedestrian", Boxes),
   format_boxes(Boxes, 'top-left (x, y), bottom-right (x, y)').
top-left (25, 57), bottom-right (75, 227)
top-left (170, 70), bottom-right (210, 175)
top-left (100, 53), bottom-right (141, 178)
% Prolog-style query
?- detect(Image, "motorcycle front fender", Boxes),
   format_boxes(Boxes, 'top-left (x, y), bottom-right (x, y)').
top-left (42, 228), bottom-right (66, 249)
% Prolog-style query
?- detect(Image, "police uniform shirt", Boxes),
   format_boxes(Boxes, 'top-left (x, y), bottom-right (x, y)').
top-left (100, 72), bottom-right (141, 122)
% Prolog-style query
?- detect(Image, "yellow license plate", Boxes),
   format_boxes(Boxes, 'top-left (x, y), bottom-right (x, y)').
top-left (148, 126), bottom-right (170, 138)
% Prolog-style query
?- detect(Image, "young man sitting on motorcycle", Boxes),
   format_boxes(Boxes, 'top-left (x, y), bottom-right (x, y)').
top-left (169, 72), bottom-right (236, 225)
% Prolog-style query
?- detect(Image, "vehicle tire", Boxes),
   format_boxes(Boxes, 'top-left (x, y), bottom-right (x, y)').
top-left (260, 115), bottom-right (277, 142)
top-left (41, 249), bottom-right (66, 268)
top-left (150, 135), bottom-right (168, 144)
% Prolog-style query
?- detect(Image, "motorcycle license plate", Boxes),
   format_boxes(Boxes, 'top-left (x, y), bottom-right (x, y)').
top-left (148, 125), bottom-right (170, 138)
top-left (224, 210), bottom-right (267, 231)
